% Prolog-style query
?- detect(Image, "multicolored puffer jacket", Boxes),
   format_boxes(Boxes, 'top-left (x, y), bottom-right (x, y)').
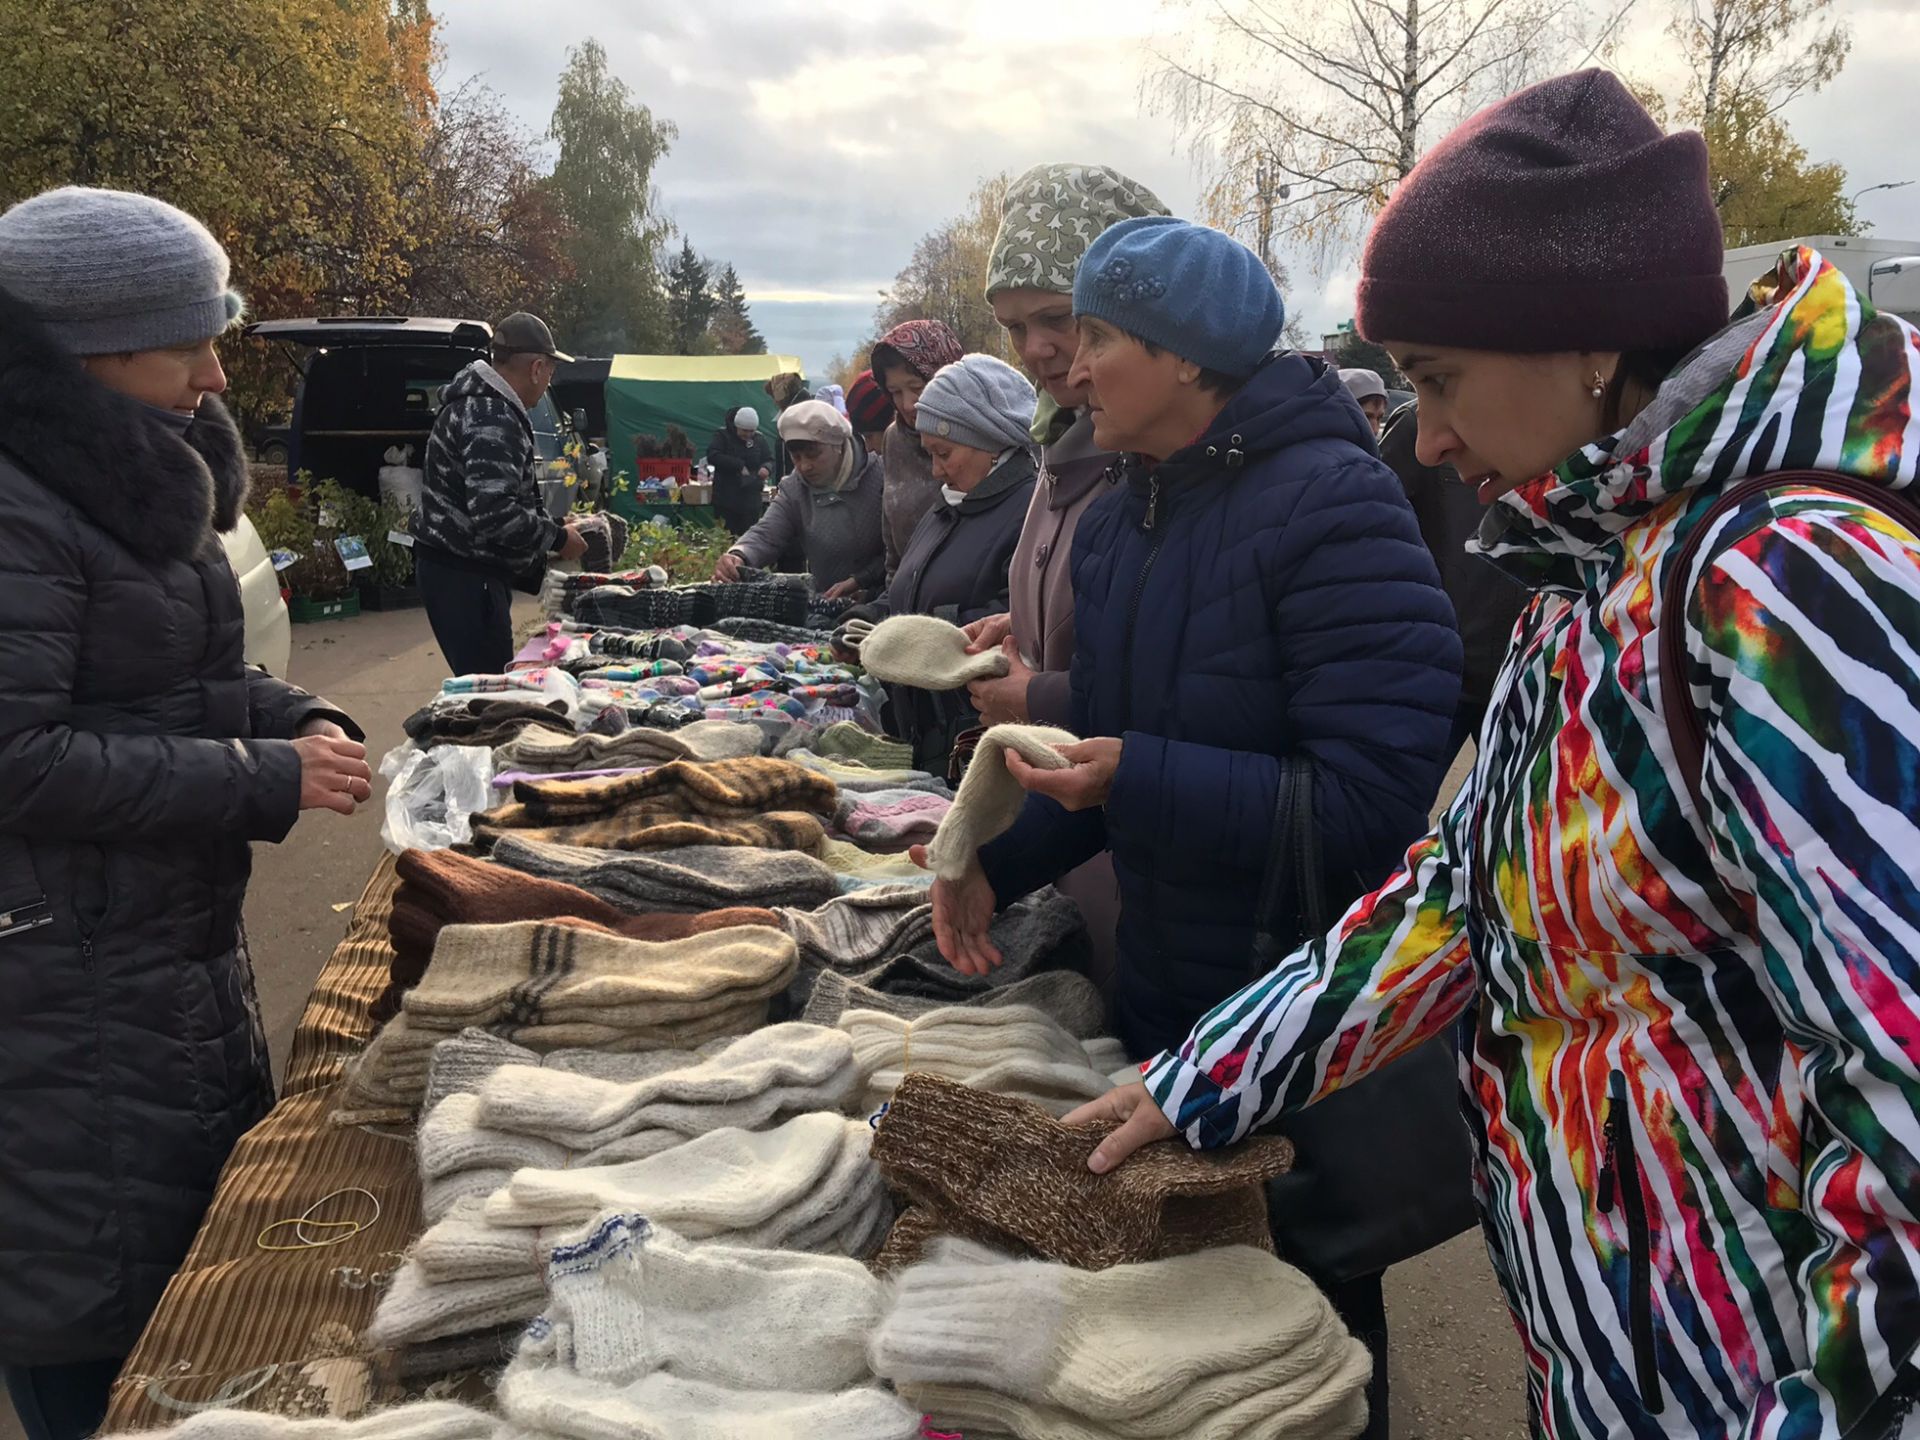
top-left (1146, 248), bottom-right (1920, 1439)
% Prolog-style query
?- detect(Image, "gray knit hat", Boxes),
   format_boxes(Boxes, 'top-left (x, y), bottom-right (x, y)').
top-left (0, 186), bottom-right (243, 355)
top-left (986, 164), bottom-right (1169, 299)
top-left (913, 355), bottom-right (1036, 454)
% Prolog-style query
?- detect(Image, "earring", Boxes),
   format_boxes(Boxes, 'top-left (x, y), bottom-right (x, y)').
top-left (1590, 369), bottom-right (1606, 400)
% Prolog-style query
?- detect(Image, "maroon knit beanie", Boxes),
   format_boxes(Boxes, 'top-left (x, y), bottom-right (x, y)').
top-left (846, 369), bottom-right (896, 435)
top-left (1357, 69), bottom-right (1727, 353)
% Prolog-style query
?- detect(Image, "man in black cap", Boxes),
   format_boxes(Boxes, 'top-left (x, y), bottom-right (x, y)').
top-left (415, 311), bottom-right (587, 675)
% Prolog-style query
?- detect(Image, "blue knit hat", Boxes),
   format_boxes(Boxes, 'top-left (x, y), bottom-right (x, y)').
top-left (1073, 216), bottom-right (1283, 378)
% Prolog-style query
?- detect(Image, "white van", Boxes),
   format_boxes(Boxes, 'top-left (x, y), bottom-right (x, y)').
top-left (221, 515), bottom-right (293, 679)
top-left (1723, 235), bottom-right (1920, 324)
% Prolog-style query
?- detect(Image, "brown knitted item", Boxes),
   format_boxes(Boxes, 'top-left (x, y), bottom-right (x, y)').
top-left (511, 758), bottom-right (838, 821)
top-left (377, 848), bottom-right (778, 1020)
top-left (869, 1072), bottom-right (1293, 1273)
top-left (467, 808), bottom-right (826, 854)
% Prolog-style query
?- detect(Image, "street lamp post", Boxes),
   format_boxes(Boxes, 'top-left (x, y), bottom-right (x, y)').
top-left (1852, 180), bottom-right (1915, 204)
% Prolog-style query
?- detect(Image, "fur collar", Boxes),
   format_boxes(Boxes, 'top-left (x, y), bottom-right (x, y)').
top-left (0, 285), bottom-right (249, 562)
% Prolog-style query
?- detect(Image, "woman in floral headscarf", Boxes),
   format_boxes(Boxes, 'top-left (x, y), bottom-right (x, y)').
top-left (870, 318), bottom-right (964, 582)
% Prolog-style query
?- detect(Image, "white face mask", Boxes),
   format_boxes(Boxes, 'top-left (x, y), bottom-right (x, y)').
top-left (940, 484), bottom-right (968, 507)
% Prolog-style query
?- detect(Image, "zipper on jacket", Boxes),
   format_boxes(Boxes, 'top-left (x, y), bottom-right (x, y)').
top-left (1118, 477), bottom-right (1167, 732)
top-left (1600, 1071), bottom-right (1663, 1414)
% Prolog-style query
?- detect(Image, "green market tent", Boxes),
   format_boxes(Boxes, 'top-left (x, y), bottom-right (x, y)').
top-left (603, 353), bottom-right (806, 520)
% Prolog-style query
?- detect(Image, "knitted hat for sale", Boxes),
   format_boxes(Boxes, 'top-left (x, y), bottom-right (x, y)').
top-left (0, 186), bottom-right (244, 355)
top-left (924, 724), bottom-right (1077, 880)
top-left (987, 163), bottom-right (1170, 298)
top-left (1073, 215), bottom-right (1283, 378)
top-left (1356, 68), bottom-right (1727, 352)
top-left (845, 369), bottom-right (896, 436)
top-left (846, 613), bottom-right (1009, 690)
top-left (912, 354), bottom-right (1038, 455)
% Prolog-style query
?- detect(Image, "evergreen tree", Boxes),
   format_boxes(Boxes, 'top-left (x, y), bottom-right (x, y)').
top-left (666, 240), bottom-right (717, 354)
top-left (707, 263), bottom-right (765, 355)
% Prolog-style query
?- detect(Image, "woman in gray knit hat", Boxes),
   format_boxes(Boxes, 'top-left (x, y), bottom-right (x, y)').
top-left (844, 354), bottom-right (1039, 772)
top-left (0, 186), bottom-right (369, 1440)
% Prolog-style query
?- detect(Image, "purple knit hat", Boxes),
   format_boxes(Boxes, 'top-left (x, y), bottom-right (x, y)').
top-left (1357, 69), bottom-right (1727, 353)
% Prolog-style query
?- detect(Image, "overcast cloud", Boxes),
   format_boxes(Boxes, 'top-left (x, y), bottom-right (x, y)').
top-left (437, 0), bottom-right (1920, 375)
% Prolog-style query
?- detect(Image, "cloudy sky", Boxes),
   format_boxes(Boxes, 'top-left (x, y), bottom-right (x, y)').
top-left (437, 0), bottom-right (1920, 376)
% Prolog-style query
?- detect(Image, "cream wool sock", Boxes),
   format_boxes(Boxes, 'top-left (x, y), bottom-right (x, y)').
top-left (483, 1112), bottom-right (850, 1233)
top-left (476, 1024), bottom-right (857, 1152)
top-left (114, 1402), bottom-right (499, 1440)
top-left (870, 1238), bottom-right (1370, 1435)
top-left (422, 1167), bottom-right (515, 1226)
top-left (924, 724), bottom-right (1078, 880)
top-left (730, 1119), bottom-right (876, 1251)
top-left (847, 613), bottom-right (1009, 690)
top-left (524, 1214), bottom-right (882, 1392)
top-left (411, 1200), bottom-right (553, 1282)
top-left (366, 1257), bottom-right (547, 1348)
top-left (496, 1368), bottom-right (920, 1440)
top-left (418, 1093), bottom-right (569, 1181)
top-left (817, 840), bottom-right (935, 887)
top-left (841, 1005), bottom-right (1120, 1113)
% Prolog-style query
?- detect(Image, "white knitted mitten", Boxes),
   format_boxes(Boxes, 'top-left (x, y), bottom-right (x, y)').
top-left (924, 724), bottom-right (1078, 880)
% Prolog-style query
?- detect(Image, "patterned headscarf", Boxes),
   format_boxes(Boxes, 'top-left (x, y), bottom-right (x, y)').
top-left (986, 164), bottom-right (1169, 299)
top-left (870, 319), bottom-right (964, 386)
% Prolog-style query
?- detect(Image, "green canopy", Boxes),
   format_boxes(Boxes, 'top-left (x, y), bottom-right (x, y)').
top-left (603, 352), bottom-right (805, 521)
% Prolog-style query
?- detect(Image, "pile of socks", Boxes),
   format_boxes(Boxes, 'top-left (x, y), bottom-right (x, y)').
top-left (382, 846), bottom-right (776, 1021)
top-left (469, 757), bottom-right (838, 855)
top-left (340, 922), bottom-right (798, 1115)
top-left (799, 968), bottom-right (1111, 1039)
top-left (488, 836), bottom-right (843, 913)
top-left (569, 512), bottom-right (630, 575)
top-left (116, 1402), bottom-right (501, 1440)
top-left (831, 788), bottom-right (951, 851)
top-left (871, 1237), bottom-right (1372, 1440)
top-left (491, 718), bottom-right (764, 774)
top-left (869, 1071), bottom-right (1296, 1272)
top-left (494, 1215), bottom-right (920, 1440)
top-left (782, 748), bottom-right (951, 796)
top-left (817, 839), bottom-right (936, 891)
top-left (402, 696), bottom-right (575, 748)
top-left (369, 1113), bottom-right (891, 1348)
top-left (540, 566), bottom-right (668, 621)
top-left (836, 1002), bottom-right (1131, 1116)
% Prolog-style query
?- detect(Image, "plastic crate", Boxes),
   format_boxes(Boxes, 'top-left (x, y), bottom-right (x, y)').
top-left (288, 592), bottom-right (361, 623)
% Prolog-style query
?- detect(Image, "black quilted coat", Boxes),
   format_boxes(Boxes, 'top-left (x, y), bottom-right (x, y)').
top-left (0, 288), bottom-right (359, 1366)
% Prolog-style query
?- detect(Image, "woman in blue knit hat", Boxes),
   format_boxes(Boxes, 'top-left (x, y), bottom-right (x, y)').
top-left (0, 187), bottom-right (370, 1440)
top-left (919, 214), bottom-right (1467, 1437)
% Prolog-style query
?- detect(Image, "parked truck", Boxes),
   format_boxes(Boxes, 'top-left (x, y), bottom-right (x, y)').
top-left (1723, 234), bottom-right (1920, 324)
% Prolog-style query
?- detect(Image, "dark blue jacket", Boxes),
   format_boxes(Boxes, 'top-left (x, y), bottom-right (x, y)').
top-left (980, 354), bottom-right (1462, 1058)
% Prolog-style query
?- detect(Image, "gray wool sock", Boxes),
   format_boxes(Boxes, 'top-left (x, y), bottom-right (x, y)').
top-left (112, 1402), bottom-right (500, 1440)
top-left (925, 724), bottom-right (1077, 880)
top-left (367, 1256), bottom-right (547, 1349)
top-left (848, 614), bottom-right (1010, 690)
top-left (525, 1213), bottom-right (883, 1392)
top-left (775, 889), bottom-right (933, 974)
top-left (851, 886), bottom-right (1090, 1002)
top-left (476, 1024), bottom-right (858, 1153)
top-left (392, 1324), bottom-right (524, 1382)
top-left (487, 836), bottom-right (842, 912)
top-left (798, 966), bottom-right (1109, 1039)
top-left (782, 749), bottom-right (953, 795)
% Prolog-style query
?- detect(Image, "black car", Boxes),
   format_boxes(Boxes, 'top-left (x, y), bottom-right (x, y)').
top-left (244, 315), bottom-right (564, 498)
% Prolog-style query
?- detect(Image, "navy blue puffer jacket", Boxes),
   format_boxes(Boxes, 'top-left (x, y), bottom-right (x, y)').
top-left (980, 353), bottom-right (1462, 1057)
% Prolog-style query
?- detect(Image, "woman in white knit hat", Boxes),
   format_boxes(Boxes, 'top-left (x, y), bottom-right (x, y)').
top-left (0, 186), bottom-right (370, 1440)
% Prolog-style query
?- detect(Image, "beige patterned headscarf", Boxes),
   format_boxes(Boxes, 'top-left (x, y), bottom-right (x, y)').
top-left (985, 164), bottom-right (1169, 299)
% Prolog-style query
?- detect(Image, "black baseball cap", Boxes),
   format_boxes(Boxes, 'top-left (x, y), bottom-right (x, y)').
top-left (492, 312), bottom-right (572, 363)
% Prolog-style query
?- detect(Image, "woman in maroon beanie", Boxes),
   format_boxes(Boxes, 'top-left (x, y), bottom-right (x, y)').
top-left (1067, 69), bottom-right (1920, 1439)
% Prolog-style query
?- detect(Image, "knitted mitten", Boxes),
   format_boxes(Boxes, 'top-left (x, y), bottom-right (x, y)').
top-left (848, 613), bottom-right (1009, 690)
top-left (872, 1237), bottom-right (1370, 1434)
top-left (797, 966), bottom-right (1109, 1039)
top-left (924, 724), bottom-right (1077, 880)
top-left (869, 1072), bottom-right (1294, 1271)
top-left (113, 1402), bottom-right (499, 1440)
top-left (496, 1367), bottom-right (920, 1440)
top-left (476, 1023), bottom-right (858, 1151)
top-left (529, 1214), bottom-right (881, 1391)
top-left (483, 1112), bottom-right (851, 1233)
top-left (487, 837), bottom-right (841, 913)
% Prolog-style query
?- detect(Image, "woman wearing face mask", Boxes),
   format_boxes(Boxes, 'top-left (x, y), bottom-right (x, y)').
top-left (1062, 70), bottom-right (1920, 1439)
top-left (870, 318), bottom-right (965, 584)
top-left (853, 353), bottom-right (1039, 771)
top-left (0, 187), bottom-right (370, 1440)
top-left (711, 399), bottom-right (885, 600)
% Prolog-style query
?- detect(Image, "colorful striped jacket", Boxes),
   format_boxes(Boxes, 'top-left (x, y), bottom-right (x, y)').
top-left (1145, 249), bottom-right (1920, 1439)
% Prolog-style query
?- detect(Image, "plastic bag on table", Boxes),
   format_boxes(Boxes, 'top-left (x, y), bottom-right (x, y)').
top-left (379, 743), bottom-right (495, 854)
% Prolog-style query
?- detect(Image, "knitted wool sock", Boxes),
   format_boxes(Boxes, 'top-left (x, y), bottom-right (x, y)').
top-left (403, 696), bottom-right (573, 743)
top-left (834, 790), bottom-right (952, 850)
top-left (775, 888), bottom-right (933, 974)
top-left (839, 1005), bottom-right (1121, 1116)
top-left (869, 1072), bottom-right (1294, 1272)
top-left (391, 1323), bottom-right (524, 1382)
top-left (732, 1119), bottom-right (876, 1250)
top-left (871, 1237), bottom-right (1368, 1430)
top-left (477, 1023), bottom-right (857, 1152)
top-left (782, 749), bottom-right (952, 795)
top-left (470, 806), bottom-right (827, 857)
top-left (508, 758), bottom-right (838, 822)
top-left (797, 967), bottom-right (1108, 1039)
top-left (487, 837), bottom-right (840, 913)
top-left (483, 1112), bottom-right (854, 1233)
top-left (422, 1029), bottom-right (704, 1115)
top-left (528, 1214), bottom-right (881, 1391)
top-left (411, 1200), bottom-right (553, 1282)
top-left (848, 613), bottom-right (1010, 690)
top-left (924, 724), bottom-right (1077, 880)
top-left (495, 1368), bottom-right (920, 1440)
top-left (818, 839), bottom-right (935, 888)
top-left (366, 1255), bottom-right (547, 1347)
top-left (492, 720), bottom-right (762, 775)
top-left (806, 721), bottom-right (913, 771)
top-left (418, 1092), bottom-right (569, 1183)
top-left (851, 886), bottom-right (1089, 1002)
top-left (114, 1402), bottom-right (499, 1440)
top-left (402, 922), bottom-right (798, 1030)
